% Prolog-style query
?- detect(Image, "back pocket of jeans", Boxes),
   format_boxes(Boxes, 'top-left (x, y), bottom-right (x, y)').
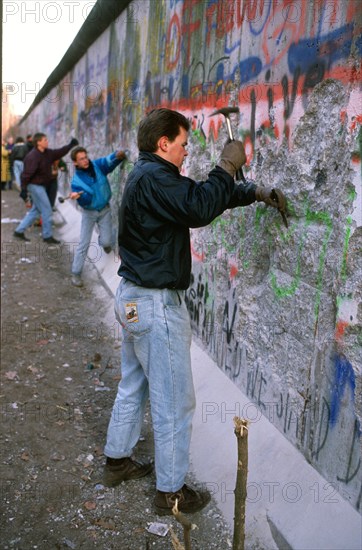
top-left (117, 296), bottom-right (154, 336)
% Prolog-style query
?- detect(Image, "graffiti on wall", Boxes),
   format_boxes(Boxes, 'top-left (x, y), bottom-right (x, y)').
top-left (20, 0), bottom-right (361, 511)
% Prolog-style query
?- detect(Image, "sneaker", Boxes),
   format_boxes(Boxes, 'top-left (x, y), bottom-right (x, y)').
top-left (43, 236), bottom-right (60, 244)
top-left (154, 484), bottom-right (211, 516)
top-left (14, 231), bottom-right (30, 242)
top-left (71, 275), bottom-right (83, 288)
top-left (103, 246), bottom-right (112, 254)
top-left (103, 457), bottom-right (153, 487)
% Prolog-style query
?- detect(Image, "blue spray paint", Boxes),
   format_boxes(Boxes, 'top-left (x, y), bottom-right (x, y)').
top-left (234, 56), bottom-right (263, 84)
top-left (330, 353), bottom-right (356, 427)
top-left (288, 24), bottom-right (354, 74)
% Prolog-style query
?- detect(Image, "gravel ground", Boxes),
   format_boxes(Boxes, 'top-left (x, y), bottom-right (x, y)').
top-left (1, 189), bottom-right (233, 550)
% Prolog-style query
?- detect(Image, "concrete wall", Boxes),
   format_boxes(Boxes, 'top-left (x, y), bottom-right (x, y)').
top-left (19, 0), bottom-right (362, 513)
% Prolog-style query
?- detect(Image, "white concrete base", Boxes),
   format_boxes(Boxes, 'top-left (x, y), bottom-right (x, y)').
top-left (190, 342), bottom-right (362, 550)
top-left (58, 201), bottom-right (362, 550)
top-left (56, 200), bottom-right (121, 293)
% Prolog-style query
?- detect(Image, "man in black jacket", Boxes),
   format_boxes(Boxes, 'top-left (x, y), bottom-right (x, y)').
top-left (14, 133), bottom-right (78, 243)
top-left (103, 108), bottom-right (287, 515)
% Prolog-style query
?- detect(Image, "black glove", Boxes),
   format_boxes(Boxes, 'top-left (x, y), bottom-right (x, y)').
top-left (19, 188), bottom-right (28, 202)
top-left (218, 140), bottom-right (246, 178)
top-left (70, 138), bottom-right (79, 148)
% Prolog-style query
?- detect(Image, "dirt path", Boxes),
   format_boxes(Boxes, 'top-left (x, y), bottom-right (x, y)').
top-left (1, 189), bottom-right (232, 549)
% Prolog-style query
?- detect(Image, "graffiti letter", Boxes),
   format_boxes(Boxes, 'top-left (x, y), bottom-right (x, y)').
top-left (314, 397), bottom-right (330, 461)
top-left (337, 419), bottom-right (361, 484)
top-left (166, 13), bottom-right (181, 71)
top-left (181, 0), bottom-right (201, 65)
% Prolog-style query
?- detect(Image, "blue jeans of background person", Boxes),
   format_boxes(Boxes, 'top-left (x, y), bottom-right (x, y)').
top-left (13, 160), bottom-right (24, 188)
top-left (104, 279), bottom-right (195, 492)
top-left (71, 205), bottom-right (113, 276)
top-left (15, 184), bottom-right (53, 239)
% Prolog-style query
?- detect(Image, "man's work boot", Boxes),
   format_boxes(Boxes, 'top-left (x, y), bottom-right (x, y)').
top-left (103, 457), bottom-right (153, 487)
top-left (13, 231), bottom-right (30, 242)
top-left (154, 484), bottom-right (211, 516)
top-left (43, 236), bottom-right (60, 244)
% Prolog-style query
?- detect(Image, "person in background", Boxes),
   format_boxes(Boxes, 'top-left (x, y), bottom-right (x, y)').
top-left (47, 160), bottom-right (60, 209)
top-left (10, 137), bottom-right (28, 190)
top-left (5, 136), bottom-right (14, 152)
top-left (1, 141), bottom-right (11, 191)
top-left (57, 158), bottom-right (69, 195)
top-left (103, 108), bottom-right (288, 516)
top-left (69, 146), bottom-right (127, 287)
top-left (47, 158), bottom-right (68, 209)
top-left (5, 137), bottom-right (14, 188)
top-left (25, 134), bottom-right (34, 154)
top-left (14, 133), bottom-right (78, 243)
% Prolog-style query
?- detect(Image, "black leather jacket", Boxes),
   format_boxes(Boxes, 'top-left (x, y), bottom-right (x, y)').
top-left (118, 152), bottom-right (257, 289)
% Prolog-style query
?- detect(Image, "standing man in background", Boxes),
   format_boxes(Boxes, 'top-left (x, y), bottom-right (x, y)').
top-left (69, 146), bottom-right (127, 287)
top-left (25, 134), bottom-right (34, 154)
top-left (14, 133), bottom-right (78, 243)
top-left (10, 137), bottom-right (28, 190)
top-left (1, 140), bottom-right (11, 191)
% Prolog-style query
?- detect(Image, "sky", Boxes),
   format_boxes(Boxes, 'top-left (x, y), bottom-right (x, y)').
top-left (2, 1), bottom-right (97, 116)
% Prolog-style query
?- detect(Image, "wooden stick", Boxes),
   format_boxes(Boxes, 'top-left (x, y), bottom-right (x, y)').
top-left (172, 498), bottom-right (196, 550)
top-left (233, 417), bottom-right (249, 550)
top-left (169, 526), bottom-right (185, 550)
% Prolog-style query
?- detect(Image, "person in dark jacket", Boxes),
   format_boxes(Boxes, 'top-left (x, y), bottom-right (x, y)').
top-left (5, 137), bottom-right (14, 188)
top-left (25, 134), bottom-right (34, 154)
top-left (14, 133), bottom-right (78, 243)
top-left (103, 108), bottom-right (287, 515)
top-left (10, 137), bottom-right (28, 190)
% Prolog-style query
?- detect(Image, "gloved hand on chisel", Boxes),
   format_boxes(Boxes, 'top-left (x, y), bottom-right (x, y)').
top-left (255, 186), bottom-right (289, 227)
top-left (218, 140), bottom-right (246, 178)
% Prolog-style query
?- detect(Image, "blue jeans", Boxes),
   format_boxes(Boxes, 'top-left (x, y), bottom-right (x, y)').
top-left (13, 160), bottom-right (24, 187)
top-left (71, 206), bottom-right (113, 276)
top-left (15, 184), bottom-right (53, 239)
top-left (104, 279), bottom-right (195, 492)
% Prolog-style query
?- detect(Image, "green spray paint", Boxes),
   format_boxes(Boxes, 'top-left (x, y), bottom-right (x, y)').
top-left (191, 128), bottom-right (206, 150)
top-left (270, 198), bottom-right (309, 298)
top-left (203, 197), bottom-right (338, 325)
top-left (340, 216), bottom-right (352, 282)
top-left (270, 202), bottom-right (333, 322)
top-left (305, 208), bottom-right (333, 320)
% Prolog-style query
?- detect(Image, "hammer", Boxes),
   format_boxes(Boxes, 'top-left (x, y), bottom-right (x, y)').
top-left (209, 106), bottom-right (246, 182)
top-left (58, 191), bottom-right (83, 203)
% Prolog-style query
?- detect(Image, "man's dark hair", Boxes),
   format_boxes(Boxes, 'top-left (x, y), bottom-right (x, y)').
top-left (137, 108), bottom-right (190, 152)
top-left (15, 136), bottom-right (25, 143)
top-left (26, 134), bottom-right (32, 140)
top-left (71, 146), bottom-right (87, 162)
top-left (33, 133), bottom-right (46, 148)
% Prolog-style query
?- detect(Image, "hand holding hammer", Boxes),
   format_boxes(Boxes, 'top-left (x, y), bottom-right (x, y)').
top-left (209, 106), bottom-right (246, 181)
top-left (218, 141), bottom-right (246, 179)
top-left (58, 191), bottom-right (83, 203)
